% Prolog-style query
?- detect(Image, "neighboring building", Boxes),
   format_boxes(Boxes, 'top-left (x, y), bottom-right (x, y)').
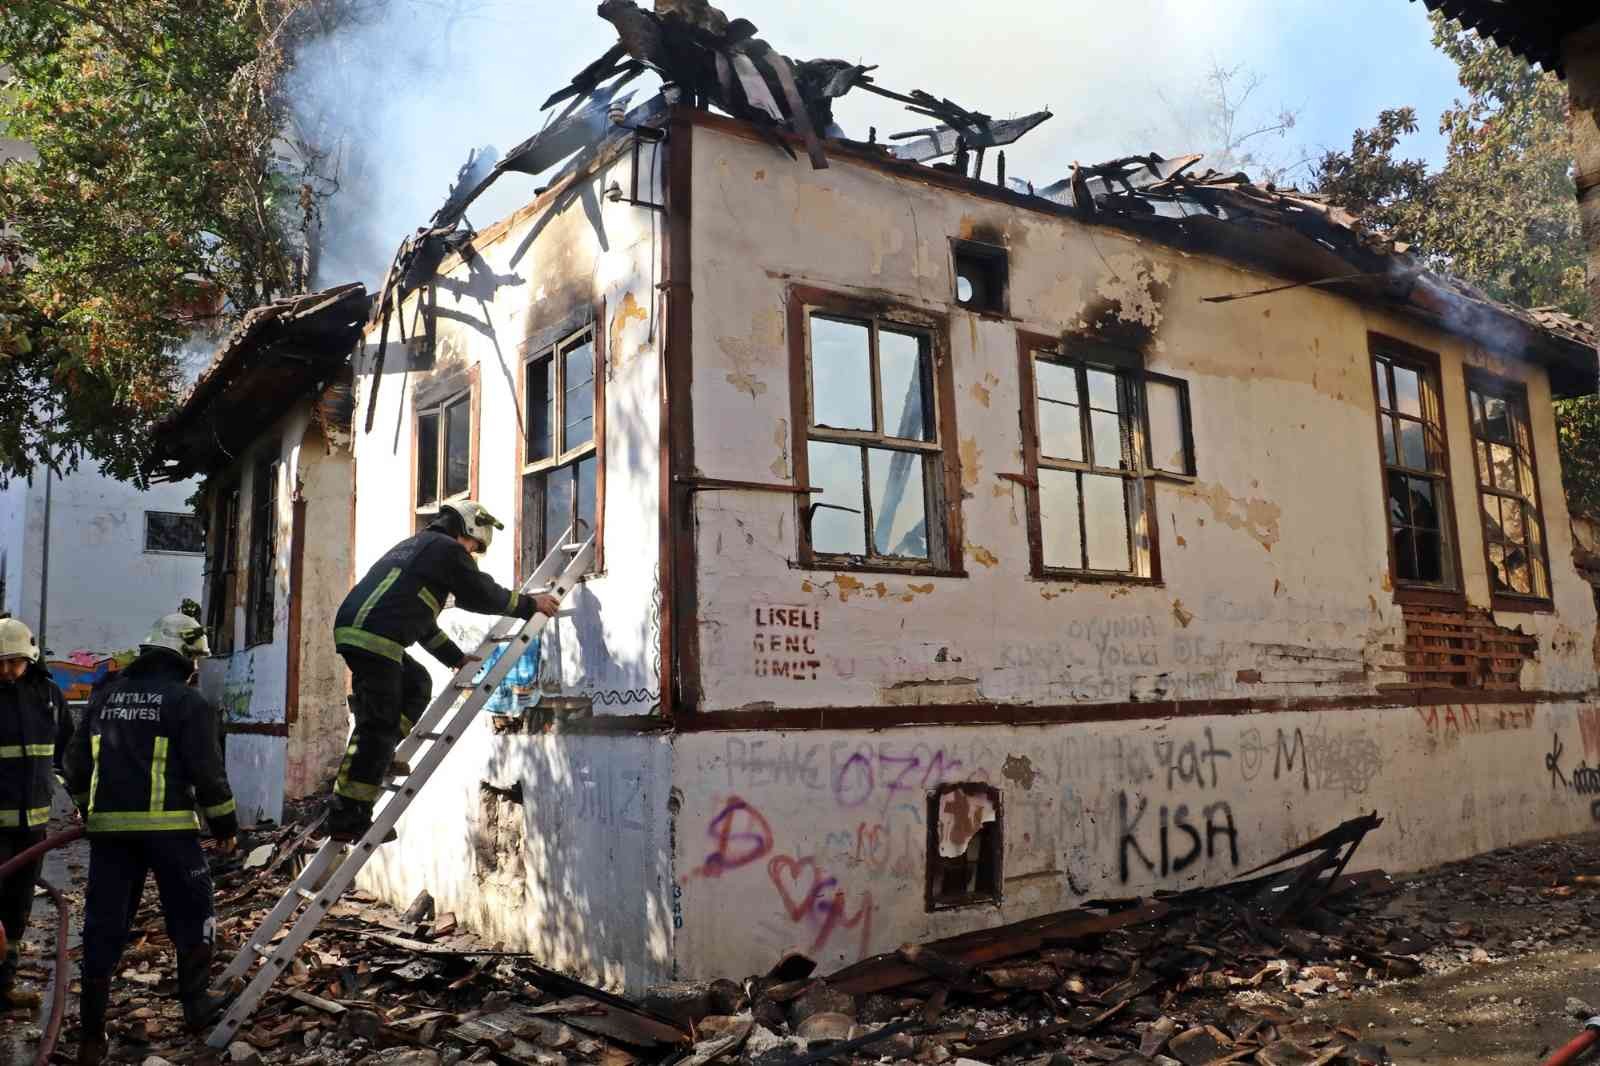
top-left (148, 284), bottom-right (369, 826)
top-left (0, 467), bottom-right (205, 677)
top-left (340, 89), bottom-right (1599, 993)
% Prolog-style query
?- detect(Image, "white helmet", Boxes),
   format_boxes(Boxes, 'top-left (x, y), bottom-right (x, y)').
top-left (140, 613), bottom-right (212, 659)
top-left (441, 499), bottom-right (504, 552)
top-left (0, 618), bottom-right (39, 663)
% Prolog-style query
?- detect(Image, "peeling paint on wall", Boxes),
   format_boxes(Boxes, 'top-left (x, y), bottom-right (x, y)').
top-left (1179, 481), bottom-right (1283, 552)
top-left (717, 306), bottom-right (784, 400)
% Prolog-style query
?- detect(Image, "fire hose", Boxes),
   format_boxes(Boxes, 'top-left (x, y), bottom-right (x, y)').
top-left (1543, 1018), bottom-right (1600, 1066)
top-left (0, 827), bottom-right (85, 1066)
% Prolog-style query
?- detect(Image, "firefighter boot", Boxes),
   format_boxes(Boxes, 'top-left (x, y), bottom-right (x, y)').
top-left (76, 977), bottom-right (110, 1066)
top-left (177, 944), bottom-right (230, 1031)
top-left (0, 955), bottom-right (42, 1010)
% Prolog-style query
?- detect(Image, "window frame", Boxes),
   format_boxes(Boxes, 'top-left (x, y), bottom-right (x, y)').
top-left (515, 318), bottom-right (604, 581)
top-left (411, 368), bottom-right (480, 533)
top-left (1465, 369), bottom-right (1554, 613)
top-left (1367, 334), bottom-right (1466, 608)
top-left (787, 286), bottom-right (965, 576)
top-left (1015, 330), bottom-right (1189, 584)
top-left (205, 483), bottom-right (241, 656)
top-left (143, 511), bottom-right (207, 556)
top-left (244, 453), bottom-right (280, 648)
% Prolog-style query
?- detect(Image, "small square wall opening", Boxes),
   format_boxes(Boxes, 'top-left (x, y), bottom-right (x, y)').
top-left (952, 240), bottom-right (1008, 314)
top-left (927, 783), bottom-right (1002, 909)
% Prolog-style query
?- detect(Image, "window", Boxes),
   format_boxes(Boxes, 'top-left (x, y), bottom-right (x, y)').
top-left (205, 485), bottom-right (241, 656)
top-left (245, 456), bottom-right (279, 647)
top-left (520, 326), bottom-right (598, 577)
top-left (1371, 343), bottom-right (1458, 593)
top-left (952, 240), bottom-right (1008, 314)
top-left (416, 389), bottom-right (473, 531)
top-left (144, 511), bottom-right (206, 555)
top-left (1019, 337), bottom-right (1192, 580)
top-left (793, 295), bottom-right (962, 572)
top-left (1467, 374), bottom-right (1550, 605)
top-left (927, 784), bottom-right (1002, 909)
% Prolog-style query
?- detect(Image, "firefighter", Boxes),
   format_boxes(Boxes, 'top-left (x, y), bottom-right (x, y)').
top-left (0, 617), bottom-right (71, 1011)
top-left (329, 499), bottom-right (560, 841)
top-left (64, 614), bottom-right (237, 1065)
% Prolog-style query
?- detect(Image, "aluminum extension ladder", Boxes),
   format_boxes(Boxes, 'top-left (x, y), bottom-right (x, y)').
top-left (206, 526), bottom-right (596, 1049)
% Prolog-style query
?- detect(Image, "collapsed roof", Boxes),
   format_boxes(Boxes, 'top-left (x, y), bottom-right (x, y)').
top-left (149, 283), bottom-right (370, 481)
top-left (366, 0), bottom-right (1593, 408)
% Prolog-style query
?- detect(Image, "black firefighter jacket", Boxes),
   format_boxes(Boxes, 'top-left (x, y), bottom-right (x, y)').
top-left (334, 529), bottom-right (535, 669)
top-left (64, 651), bottom-right (237, 839)
top-left (0, 661), bottom-right (72, 831)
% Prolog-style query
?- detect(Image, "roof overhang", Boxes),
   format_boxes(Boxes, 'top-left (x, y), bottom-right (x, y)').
top-left (1415, 0), bottom-right (1598, 77)
top-left (148, 283), bottom-right (371, 482)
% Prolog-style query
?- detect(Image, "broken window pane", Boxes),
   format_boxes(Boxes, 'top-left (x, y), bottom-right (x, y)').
top-left (1145, 378), bottom-right (1188, 474)
top-left (810, 316), bottom-right (872, 430)
top-left (807, 441), bottom-right (866, 556)
top-left (1481, 395), bottom-right (1511, 442)
top-left (444, 395), bottom-right (471, 498)
top-left (1387, 472), bottom-right (1411, 530)
top-left (417, 412), bottom-right (440, 508)
top-left (880, 330), bottom-right (932, 441)
top-left (1391, 364), bottom-right (1422, 417)
top-left (1382, 417), bottom-right (1398, 465)
top-left (1398, 419), bottom-right (1426, 471)
top-left (1503, 540), bottom-right (1532, 594)
top-left (1393, 528), bottom-right (1419, 581)
top-left (1414, 527), bottom-right (1445, 583)
top-left (576, 454), bottom-right (598, 539)
top-left (1489, 443), bottom-right (1516, 492)
top-left (1481, 499), bottom-right (1505, 545)
top-left (527, 356), bottom-right (554, 462)
top-left (1408, 477), bottom-right (1440, 532)
top-left (868, 448), bottom-right (929, 559)
top-left (1082, 474), bottom-right (1131, 571)
top-left (520, 473), bottom-right (546, 575)
top-left (564, 338), bottom-right (595, 451)
top-left (1038, 469), bottom-right (1082, 570)
top-left (543, 465), bottom-right (573, 555)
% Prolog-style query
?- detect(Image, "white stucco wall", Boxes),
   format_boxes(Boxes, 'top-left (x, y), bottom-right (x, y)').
top-left (684, 122), bottom-right (1598, 712)
top-left (197, 402), bottom-right (354, 825)
top-left (0, 465), bottom-right (203, 658)
top-left (351, 140), bottom-right (667, 974)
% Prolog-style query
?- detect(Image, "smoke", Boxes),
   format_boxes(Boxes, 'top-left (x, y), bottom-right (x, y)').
top-left (284, 0), bottom-right (1422, 290)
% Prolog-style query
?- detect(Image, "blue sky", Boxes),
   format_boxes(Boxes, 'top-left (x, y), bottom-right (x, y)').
top-left (302, 0), bottom-right (1478, 285)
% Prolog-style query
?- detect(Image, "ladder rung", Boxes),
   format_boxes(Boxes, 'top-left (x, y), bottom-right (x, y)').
top-left (560, 543), bottom-right (583, 553)
top-left (485, 634), bottom-right (520, 643)
top-left (250, 942), bottom-right (273, 957)
top-left (413, 731), bottom-right (443, 741)
top-left (454, 681), bottom-right (483, 690)
top-left (295, 888), bottom-right (317, 902)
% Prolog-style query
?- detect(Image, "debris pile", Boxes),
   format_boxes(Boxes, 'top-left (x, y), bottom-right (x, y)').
top-left (44, 809), bottom-right (1600, 1066)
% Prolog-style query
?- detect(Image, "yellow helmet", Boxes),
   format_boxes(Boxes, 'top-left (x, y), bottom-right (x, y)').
top-left (441, 499), bottom-right (504, 552)
top-left (0, 617), bottom-right (39, 663)
top-left (140, 613), bottom-right (212, 659)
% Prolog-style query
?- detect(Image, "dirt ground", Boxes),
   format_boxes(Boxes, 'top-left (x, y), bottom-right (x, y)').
top-left (10, 824), bottom-right (1600, 1066)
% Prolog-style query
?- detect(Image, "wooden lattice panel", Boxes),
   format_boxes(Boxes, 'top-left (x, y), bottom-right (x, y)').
top-left (1397, 604), bottom-right (1537, 690)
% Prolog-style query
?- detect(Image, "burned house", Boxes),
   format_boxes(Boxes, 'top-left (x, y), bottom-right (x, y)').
top-left (339, 2), bottom-right (1600, 990)
top-left (150, 284), bottom-right (370, 824)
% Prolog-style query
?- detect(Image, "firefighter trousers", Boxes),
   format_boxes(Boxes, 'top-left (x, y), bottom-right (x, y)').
top-left (0, 828), bottom-right (46, 975)
top-left (333, 649), bottom-right (431, 807)
top-left (81, 835), bottom-right (215, 983)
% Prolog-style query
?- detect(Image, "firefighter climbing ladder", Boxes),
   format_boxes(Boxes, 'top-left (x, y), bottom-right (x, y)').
top-left (206, 526), bottom-right (597, 1049)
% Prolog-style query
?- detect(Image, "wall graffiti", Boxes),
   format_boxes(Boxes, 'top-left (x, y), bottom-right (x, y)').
top-left (697, 796), bottom-right (773, 878)
top-left (753, 605), bottom-right (822, 682)
top-left (1116, 792), bottom-right (1239, 883)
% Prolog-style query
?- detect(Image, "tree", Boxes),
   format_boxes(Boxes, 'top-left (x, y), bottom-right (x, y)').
top-left (0, 2), bottom-right (351, 482)
top-left (1314, 13), bottom-right (1597, 518)
top-left (1158, 62), bottom-right (1307, 186)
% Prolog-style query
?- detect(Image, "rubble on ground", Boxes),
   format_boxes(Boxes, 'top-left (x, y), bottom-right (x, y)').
top-left (29, 809), bottom-right (1600, 1066)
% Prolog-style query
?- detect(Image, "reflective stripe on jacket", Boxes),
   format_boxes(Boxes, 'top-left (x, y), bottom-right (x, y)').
top-left (64, 650), bottom-right (237, 838)
top-left (334, 529), bottom-right (534, 669)
top-left (0, 661), bottom-right (72, 830)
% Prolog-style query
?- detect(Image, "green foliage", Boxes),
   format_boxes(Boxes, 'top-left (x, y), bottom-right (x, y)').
top-left (0, 2), bottom-right (331, 482)
top-left (1315, 13), bottom-right (1596, 517)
